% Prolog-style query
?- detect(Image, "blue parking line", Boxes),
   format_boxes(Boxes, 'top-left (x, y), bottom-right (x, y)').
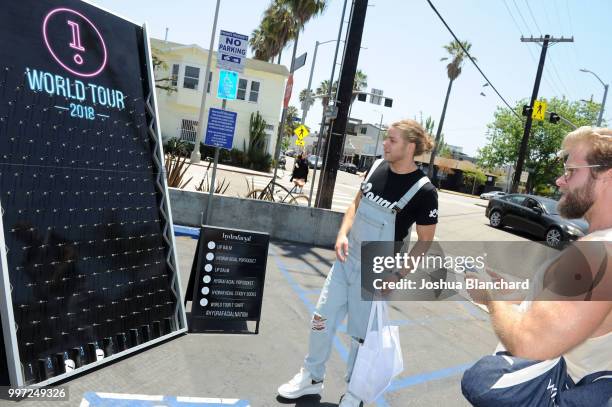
top-left (386, 362), bottom-right (474, 392)
top-left (273, 250), bottom-right (481, 404)
top-left (82, 392), bottom-right (250, 406)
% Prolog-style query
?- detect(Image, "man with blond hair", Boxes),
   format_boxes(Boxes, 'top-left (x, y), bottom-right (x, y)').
top-left (462, 127), bottom-right (612, 405)
top-left (278, 120), bottom-right (438, 406)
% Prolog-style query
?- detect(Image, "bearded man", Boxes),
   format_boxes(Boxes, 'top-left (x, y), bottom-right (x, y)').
top-left (462, 127), bottom-right (612, 406)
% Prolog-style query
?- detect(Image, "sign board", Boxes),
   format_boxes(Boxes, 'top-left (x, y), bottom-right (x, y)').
top-left (520, 171), bottom-right (529, 183)
top-left (217, 70), bottom-right (239, 100)
top-left (370, 88), bottom-right (384, 105)
top-left (283, 74), bottom-right (294, 108)
top-left (294, 125), bottom-right (309, 139)
top-left (295, 139), bottom-right (305, 147)
top-left (217, 30), bottom-right (248, 73)
top-left (293, 52), bottom-right (307, 71)
top-left (188, 226), bottom-right (269, 334)
top-left (205, 108), bottom-right (237, 150)
top-left (532, 100), bottom-right (547, 121)
top-left (324, 105), bottom-right (338, 120)
top-left (0, 0), bottom-right (186, 387)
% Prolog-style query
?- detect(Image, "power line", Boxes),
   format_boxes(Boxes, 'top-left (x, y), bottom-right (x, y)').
top-left (425, 0), bottom-right (521, 119)
top-left (523, 0), bottom-right (574, 99)
top-left (541, 1), bottom-right (580, 99)
top-left (512, 0), bottom-right (569, 98)
top-left (524, 0), bottom-right (542, 35)
top-left (502, 0), bottom-right (561, 96)
top-left (512, 0), bottom-right (533, 35)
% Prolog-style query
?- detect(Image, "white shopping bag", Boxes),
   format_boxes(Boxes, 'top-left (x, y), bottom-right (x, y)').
top-left (348, 301), bottom-right (404, 403)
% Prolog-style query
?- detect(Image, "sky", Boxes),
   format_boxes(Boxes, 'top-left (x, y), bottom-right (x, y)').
top-left (91, 0), bottom-right (612, 156)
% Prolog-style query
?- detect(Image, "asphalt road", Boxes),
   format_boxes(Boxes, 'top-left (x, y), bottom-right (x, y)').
top-left (3, 160), bottom-right (532, 407)
top-left (7, 235), bottom-right (498, 407)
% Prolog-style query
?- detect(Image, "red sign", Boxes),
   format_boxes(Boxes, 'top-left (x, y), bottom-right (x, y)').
top-left (283, 74), bottom-right (293, 108)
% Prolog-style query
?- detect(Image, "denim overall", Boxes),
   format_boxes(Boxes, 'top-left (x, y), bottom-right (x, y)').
top-left (304, 159), bottom-right (431, 381)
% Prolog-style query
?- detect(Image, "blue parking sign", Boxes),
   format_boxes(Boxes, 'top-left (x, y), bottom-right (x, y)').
top-left (205, 108), bottom-right (237, 150)
top-left (217, 70), bottom-right (239, 100)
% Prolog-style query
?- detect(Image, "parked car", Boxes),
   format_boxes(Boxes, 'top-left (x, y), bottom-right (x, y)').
top-left (308, 155), bottom-right (323, 169)
top-left (284, 149), bottom-right (296, 157)
top-left (485, 194), bottom-right (588, 248)
top-left (339, 162), bottom-right (358, 174)
top-left (480, 190), bottom-right (507, 200)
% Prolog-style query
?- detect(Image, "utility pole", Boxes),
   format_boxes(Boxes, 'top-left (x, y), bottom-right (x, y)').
top-left (317, 0), bottom-right (368, 209)
top-left (511, 35), bottom-right (573, 193)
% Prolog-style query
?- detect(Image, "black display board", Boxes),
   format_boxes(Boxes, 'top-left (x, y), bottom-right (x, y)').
top-left (0, 0), bottom-right (186, 386)
top-left (186, 226), bottom-right (268, 334)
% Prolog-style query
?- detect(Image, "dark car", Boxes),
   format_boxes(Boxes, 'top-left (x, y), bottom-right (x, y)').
top-left (339, 162), bottom-right (358, 174)
top-left (307, 155), bottom-right (323, 169)
top-left (485, 194), bottom-right (588, 248)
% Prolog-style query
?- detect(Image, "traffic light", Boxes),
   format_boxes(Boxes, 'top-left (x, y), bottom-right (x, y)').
top-left (384, 98), bottom-right (393, 107)
top-left (549, 112), bottom-right (561, 124)
top-left (357, 92), bottom-right (367, 102)
top-left (522, 104), bottom-right (532, 117)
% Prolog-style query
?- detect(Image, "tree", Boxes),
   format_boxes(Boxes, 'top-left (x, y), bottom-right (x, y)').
top-left (477, 97), bottom-right (601, 192)
top-left (250, 0), bottom-right (327, 62)
top-left (428, 40), bottom-right (475, 180)
top-left (151, 50), bottom-right (177, 93)
top-left (418, 115), bottom-right (450, 157)
top-left (284, 105), bottom-right (300, 140)
top-left (463, 169), bottom-right (487, 195)
top-left (301, 69), bottom-right (368, 109)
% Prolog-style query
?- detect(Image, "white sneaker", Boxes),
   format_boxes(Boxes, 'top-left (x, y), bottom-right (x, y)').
top-left (277, 367), bottom-right (323, 399)
top-left (339, 392), bottom-right (364, 407)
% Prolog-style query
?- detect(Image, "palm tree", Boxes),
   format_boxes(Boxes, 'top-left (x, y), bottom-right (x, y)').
top-left (349, 69), bottom-right (368, 109)
top-left (427, 40), bottom-right (475, 180)
top-left (250, 0), bottom-right (327, 63)
top-left (303, 69), bottom-right (367, 109)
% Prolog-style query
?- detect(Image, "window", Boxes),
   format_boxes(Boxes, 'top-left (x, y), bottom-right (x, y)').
top-left (237, 79), bottom-right (248, 100)
top-left (507, 195), bottom-right (526, 205)
top-left (360, 127), bottom-right (367, 135)
top-left (523, 198), bottom-right (542, 211)
top-left (249, 81), bottom-right (260, 102)
top-left (236, 79), bottom-right (260, 102)
top-left (183, 66), bottom-right (200, 90)
top-left (180, 119), bottom-right (198, 143)
top-left (171, 64), bottom-right (179, 87)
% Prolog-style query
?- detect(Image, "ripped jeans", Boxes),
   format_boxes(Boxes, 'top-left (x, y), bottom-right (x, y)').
top-left (304, 253), bottom-right (373, 382)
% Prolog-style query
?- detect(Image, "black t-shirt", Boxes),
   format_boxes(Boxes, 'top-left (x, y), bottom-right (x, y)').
top-left (361, 161), bottom-right (438, 241)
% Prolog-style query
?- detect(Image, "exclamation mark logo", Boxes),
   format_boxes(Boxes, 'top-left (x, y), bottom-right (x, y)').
top-left (67, 20), bottom-right (85, 65)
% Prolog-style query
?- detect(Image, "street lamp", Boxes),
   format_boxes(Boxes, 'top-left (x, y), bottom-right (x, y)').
top-left (301, 39), bottom-right (340, 124)
top-left (579, 68), bottom-right (609, 127)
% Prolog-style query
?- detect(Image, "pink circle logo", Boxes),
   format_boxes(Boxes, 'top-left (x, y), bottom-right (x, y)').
top-left (42, 8), bottom-right (108, 78)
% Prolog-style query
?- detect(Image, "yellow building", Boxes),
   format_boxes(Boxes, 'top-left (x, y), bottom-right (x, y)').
top-left (151, 38), bottom-right (289, 155)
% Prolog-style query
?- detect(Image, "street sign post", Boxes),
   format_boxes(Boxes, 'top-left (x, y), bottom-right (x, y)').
top-left (532, 100), bottom-right (547, 121)
top-left (217, 70), bottom-right (239, 100)
top-left (294, 124), bottom-right (309, 139)
top-left (216, 30), bottom-right (248, 73)
top-left (293, 52), bottom-right (307, 71)
top-left (283, 74), bottom-right (294, 108)
top-left (204, 107), bottom-right (237, 150)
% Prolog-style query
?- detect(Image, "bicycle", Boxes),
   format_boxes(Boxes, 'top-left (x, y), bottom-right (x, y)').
top-left (246, 177), bottom-right (310, 206)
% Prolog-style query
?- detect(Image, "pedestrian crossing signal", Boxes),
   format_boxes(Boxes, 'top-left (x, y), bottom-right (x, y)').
top-left (549, 112), bottom-right (561, 124)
